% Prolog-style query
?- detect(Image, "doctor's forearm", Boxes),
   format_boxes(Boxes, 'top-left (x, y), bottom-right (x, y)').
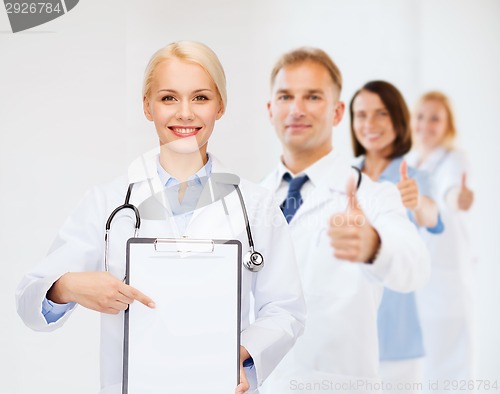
top-left (411, 196), bottom-right (438, 227)
top-left (47, 272), bottom-right (155, 313)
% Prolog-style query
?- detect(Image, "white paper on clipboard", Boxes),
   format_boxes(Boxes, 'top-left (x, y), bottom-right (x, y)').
top-left (123, 238), bottom-right (242, 394)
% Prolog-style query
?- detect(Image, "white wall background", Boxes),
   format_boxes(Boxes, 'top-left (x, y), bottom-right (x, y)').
top-left (1, 0), bottom-right (499, 392)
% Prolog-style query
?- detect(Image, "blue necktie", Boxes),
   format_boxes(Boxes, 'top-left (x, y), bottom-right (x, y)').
top-left (280, 173), bottom-right (309, 223)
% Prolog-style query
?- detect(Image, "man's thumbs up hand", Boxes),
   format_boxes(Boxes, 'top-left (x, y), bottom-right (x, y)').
top-left (328, 177), bottom-right (381, 263)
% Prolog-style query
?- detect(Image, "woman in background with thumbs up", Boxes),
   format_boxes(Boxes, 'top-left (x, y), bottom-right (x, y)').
top-left (349, 80), bottom-right (443, 393)
top-left (406, 91), bottom-right (476, 390)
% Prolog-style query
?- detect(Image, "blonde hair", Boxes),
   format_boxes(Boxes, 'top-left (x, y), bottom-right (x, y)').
top-left (270, 47), bottom-right (343, 94)
top-left (142, 41), bottom-right (227, 113)
top-left (415, 91), bottom-right (457, 149)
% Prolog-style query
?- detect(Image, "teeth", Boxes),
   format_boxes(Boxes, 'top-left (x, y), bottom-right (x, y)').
top-left (172, 128), bottom-right (197, 134)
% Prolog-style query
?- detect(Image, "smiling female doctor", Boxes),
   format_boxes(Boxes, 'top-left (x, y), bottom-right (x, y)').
top-left (350, 81), bottom-right (443, 393)
top-left (407, 92), bottom-right (476, 389)
top-left (16, 41), bottom-right (306, 394)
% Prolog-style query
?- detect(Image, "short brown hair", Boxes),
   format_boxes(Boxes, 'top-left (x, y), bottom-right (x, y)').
top-left (350, 80), bottom-right (412, 159)
top-left (415, 91), bottom-right (457, 149)
top-left (270, 47), bottom-right (343, 93)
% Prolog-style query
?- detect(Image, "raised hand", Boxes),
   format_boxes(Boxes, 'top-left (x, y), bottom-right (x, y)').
top-left (328, 176), bottom-right (381, 263)
top-left (457, 172), bottom-right (474, 211)
top-left (47, 272), bottom-right (155, 314)
top-left (397, 160), bottom-right (420, 209)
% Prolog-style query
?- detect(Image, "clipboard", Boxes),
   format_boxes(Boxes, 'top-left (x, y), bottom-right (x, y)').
top-left (123, 238), bottom-right (242, 394)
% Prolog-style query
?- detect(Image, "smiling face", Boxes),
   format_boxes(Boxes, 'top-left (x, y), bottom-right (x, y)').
top-left (352, 90), bottom-right (397, 157)
top-left (267, 61), bottom-right (344, 162)
top-left (143, 58), bottom-right (223, 156)
top-left (412, 99), bottom-right (449, 151)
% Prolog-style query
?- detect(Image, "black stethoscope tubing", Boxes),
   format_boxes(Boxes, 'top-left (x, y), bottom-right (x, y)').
top-left (104, 181), bottom-right (264, 273)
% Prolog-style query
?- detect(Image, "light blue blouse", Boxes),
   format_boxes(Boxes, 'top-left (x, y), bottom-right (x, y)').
top-left (356, 156), bottom-right (444, 361)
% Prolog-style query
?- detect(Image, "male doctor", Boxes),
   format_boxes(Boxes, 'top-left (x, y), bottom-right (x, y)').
top-left (259, 47), bottom-right (431, 393)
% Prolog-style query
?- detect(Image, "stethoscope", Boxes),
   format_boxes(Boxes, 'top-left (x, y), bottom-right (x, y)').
top-left (104, 181), bottom-right (264, 273)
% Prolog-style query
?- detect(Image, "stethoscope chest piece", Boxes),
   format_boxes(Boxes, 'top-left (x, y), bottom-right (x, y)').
top-left (243, 249), bottom-right (264, 272)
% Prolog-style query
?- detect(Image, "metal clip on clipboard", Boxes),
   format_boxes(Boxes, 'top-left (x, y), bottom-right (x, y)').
top-left (153, 238), bottom-right (215, 253)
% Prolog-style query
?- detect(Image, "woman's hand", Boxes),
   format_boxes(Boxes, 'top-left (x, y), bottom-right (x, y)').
top-left (457, 172), bottom-right (474, 211)
top-left (397, 160), bottom-right (420, 209)
top-left (398, 160), bottom-right (439, 227)
top-left (47, 272), bottom-right (155, 314)
top-left (235, 345), bottom-right (250, 394)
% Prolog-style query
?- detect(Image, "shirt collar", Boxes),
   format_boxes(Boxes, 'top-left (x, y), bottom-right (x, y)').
top-left (276, 149), bottom-right (344, 189)
top-left (356, 155), bottom-right (405, 182)
top-left (127, 148), bottom-right (234, 188)
top-left (156, 153), bottom-right (213, 187)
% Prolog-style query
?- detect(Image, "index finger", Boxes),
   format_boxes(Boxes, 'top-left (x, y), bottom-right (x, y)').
top-left (120, 284), bottom-right (156, 308)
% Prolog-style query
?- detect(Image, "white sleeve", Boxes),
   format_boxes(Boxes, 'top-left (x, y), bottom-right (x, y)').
top-left (239, 192), bottom-right (306, 388)
top-left (15, 186), bottom-right (107, 331)
top-left (359, 179), bottom-right (431, 293)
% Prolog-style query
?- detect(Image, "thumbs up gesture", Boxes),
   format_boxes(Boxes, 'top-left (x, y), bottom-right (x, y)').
top-left (397, 160), bottom-right (420, 209)
top-left (457, 172), bottom-right (474, 211)
top-left (328, 177), bottom-right (381, 263)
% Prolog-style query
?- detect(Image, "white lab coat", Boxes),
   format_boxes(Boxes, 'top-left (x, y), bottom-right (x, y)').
top-left (406, 147), bottom-right (476, 385)
top-left (259, 151), bottom-right (430, 394)
top-left (16, 150), bottom-right (306, 394)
